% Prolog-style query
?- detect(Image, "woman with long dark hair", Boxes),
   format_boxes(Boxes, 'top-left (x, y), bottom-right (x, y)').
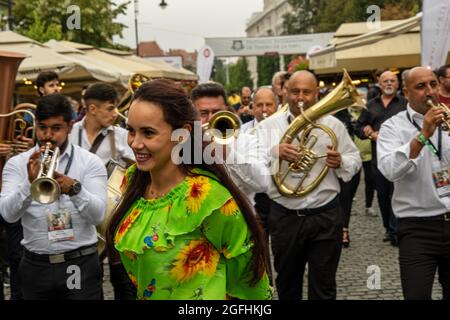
top-left (106, 79), bottom-right (270, 300)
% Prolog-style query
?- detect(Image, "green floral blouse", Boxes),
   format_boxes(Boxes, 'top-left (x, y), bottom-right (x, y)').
top-left (114, 165), bottom-right (271, 300)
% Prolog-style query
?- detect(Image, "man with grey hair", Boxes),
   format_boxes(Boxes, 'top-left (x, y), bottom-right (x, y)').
top-left (377, 66), bottom-right (450, 300)
top-left (242, 86), bottom-right (277, 133)
top-left (355, 70), bottom-right (407, 246)
top-left (272, 71), bottom-right (288, 107)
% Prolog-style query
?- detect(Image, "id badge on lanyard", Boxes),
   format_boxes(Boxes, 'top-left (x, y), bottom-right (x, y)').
top-left (46, 203), bottom-right (75, 242)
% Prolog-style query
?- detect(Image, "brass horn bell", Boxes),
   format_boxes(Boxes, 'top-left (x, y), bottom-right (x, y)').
top-left (273, 69), bottom-right (365, 197)
top-left (202, 110), bottom-right (241, 145)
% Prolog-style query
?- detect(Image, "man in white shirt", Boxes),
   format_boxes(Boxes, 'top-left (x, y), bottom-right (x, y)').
top-left (377, 66), bottom-right (450, 300)
top-left (69, 83), bottom-right (134, 169)
top-left (0, 94), bottom-right (107, 299)
top-left (256, 70), bottom-right (361, 300)
top-left (191, 82), bottom-right (270, 202)
top-left (68, 83), bottom-right (136, 300)
top-left (241, 86), bottom-right (277, 134)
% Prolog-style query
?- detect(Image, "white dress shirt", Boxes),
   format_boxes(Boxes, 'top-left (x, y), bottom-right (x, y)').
top-left (377, 105), bottom-right (450, 218)
top-left (0, 143), bottom-right (107, 254)
top-left (256, 110), bottom-right (361, 210)
top-left (241, 119), bottom-right (259, 134)
top-left (224, 131), bottom-right (271, 205)
top-left (69, 120), bottom-right (135, 167)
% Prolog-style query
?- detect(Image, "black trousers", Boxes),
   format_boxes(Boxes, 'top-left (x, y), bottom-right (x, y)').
top-left (362, 161), bottom-right (375, 208)
top-left (372, 163), bottom-right (397, 238)
top-left (254, 193), bottom-right (271, 241)
top-left (268, 199), bottom-right (343, 300)
top-left (0, 216), bottom-right (23, 300)
top-left (109, 261), bottom-right (137, 300)
top-left (19, 248), bottom-right (102, 300)
top-left (398, 216), bottom-right (450, 300)
top-left (339, 170), bottom-right (361, 228)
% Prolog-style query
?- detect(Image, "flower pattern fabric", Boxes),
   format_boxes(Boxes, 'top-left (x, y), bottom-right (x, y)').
top-left (114, 165), bottom-right (270, 300)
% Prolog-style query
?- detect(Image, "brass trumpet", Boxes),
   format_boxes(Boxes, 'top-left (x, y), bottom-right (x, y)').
top-left (30, 142), bottom-right (61, 204)
top-left (202, 110), bottom-right (241, 144)
top-left (426, 98), bottom-right (450, 134)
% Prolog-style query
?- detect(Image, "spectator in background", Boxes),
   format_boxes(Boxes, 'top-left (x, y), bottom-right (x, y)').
top-left (236, 86), bottom-right (254, 124)
top-left (437, 64), bottom-right (450, 107)
top-left (367, 69), bottom-right (384, 102)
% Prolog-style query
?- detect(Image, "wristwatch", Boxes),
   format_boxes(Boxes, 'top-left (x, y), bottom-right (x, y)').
top-left (68, 180), bottom-right (82, 197)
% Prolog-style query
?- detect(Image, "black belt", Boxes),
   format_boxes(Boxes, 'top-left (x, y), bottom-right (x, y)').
top-left (24, 244), bottom-right (98, 264)
top-left (401, 212), bottom-right (450, 222)
top-left (270, 196), bottom-right (339, 217)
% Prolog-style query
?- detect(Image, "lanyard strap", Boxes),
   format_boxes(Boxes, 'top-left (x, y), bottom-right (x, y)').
top-left (64, 145), bottom-right (74, 175)
top-left (406, 111), bottom-right (442, 160)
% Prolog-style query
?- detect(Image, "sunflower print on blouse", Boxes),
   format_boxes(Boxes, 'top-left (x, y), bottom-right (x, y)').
top-left (185, 175), bottom-right (211, 214)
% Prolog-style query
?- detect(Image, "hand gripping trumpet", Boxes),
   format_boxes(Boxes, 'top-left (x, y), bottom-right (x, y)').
top-left (426, 98), bottom-right (450, 134)
top-left (30, 142), bottom-right (61, 204)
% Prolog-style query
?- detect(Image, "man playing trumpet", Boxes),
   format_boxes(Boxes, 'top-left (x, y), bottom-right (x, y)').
top-left (0, 94), bottom-right (107, 300)
top-left (377, 67), bottom-right (450, 300)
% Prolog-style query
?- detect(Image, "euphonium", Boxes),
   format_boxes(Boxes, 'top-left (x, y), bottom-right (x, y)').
top-left (273, 69), bottom-right (365, 197)
top-left (202, 110), bottom-right (241, 144)
top-left (30, 142), bottom-right (61, 204)
top-left (0, 107), bottom-right (36, 158)
top-left (426, 98), bottom-right (450, 134)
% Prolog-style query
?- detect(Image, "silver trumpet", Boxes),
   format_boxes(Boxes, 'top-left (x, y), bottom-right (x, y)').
top-left (30, 142), bottom-right (61, 204)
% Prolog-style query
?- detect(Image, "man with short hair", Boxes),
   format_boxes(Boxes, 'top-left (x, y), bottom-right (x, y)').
top-left (242, 86), bottom-right (277, 133)
top-left (256, 70), bottom-right (361, 299)
top-left (377, 66), bottom-right (450, 300)
top-left (272, 71), bottom-right (288, 106)
top-left (36, 71), bottom-right (61, 97)
top-left (236, 86), bottom-right (254, 123)
top-left (0, 94), bottom-right (107, 299)
top-left (69, 83), bottom-right (134, 168)
top-left (191, 82), bottom-right (269, 200)
top-left (437, 64), bottom-right (450, 107)
top-left (355, 71), bottom-right (407, 246)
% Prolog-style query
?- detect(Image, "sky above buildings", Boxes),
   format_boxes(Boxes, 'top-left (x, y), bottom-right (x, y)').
top-left (113, 0), bottom-right (263, 52)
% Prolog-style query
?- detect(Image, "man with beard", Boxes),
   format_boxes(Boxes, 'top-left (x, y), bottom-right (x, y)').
top-left (355, 70), bottom-right (407, 246)
top-left (0, 94), bottom-right (107, 299)
top-left (437, 64), bottom-right (450, 107)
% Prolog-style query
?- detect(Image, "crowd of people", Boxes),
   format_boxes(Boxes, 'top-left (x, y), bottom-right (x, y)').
top-left (0, 63), bottom-right (450, 300)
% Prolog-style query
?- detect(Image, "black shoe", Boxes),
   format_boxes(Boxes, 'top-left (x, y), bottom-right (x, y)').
top-left (382, 233), bottom-right (390, 242)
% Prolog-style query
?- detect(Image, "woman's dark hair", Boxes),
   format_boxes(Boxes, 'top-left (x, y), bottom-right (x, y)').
top-left (36, 93), bottom-right (74, 122)
top-left (106, 79), bottom-right (268, 285)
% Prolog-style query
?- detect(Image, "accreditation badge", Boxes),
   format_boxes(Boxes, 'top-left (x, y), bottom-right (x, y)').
top-left (46, 207), bottom-right (74, 242)
top-left (431, 158), bottom-right (450, 199)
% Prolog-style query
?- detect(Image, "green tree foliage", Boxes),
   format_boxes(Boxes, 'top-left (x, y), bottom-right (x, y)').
top-left (12, 0), bottom-right (129, 48)
top-left (257, 55), bottom-right (280, 86)
top-left (283, 0), bottom-right (423, 34)
top-left (213, 58), bottom-right (227, 86)
top-left (226, 57), bottom-right (253, 93)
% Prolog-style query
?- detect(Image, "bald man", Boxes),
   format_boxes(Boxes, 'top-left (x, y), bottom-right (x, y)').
top-left (355, 71), bottom-right (407, 246)
top-left (377, 67), bottom-right (450, 300)
top-left (241, 87), bottom-right (277, 133)
top-left (256, 70), bottom-right (361, 300)
top-left (236, 86), bottom-right (254, 124)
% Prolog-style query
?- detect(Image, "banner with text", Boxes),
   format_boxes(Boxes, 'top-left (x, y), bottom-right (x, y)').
top-left (205, 33), bottom-right (334, 57)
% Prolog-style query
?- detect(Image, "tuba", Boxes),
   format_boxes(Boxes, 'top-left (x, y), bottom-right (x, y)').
top-left (202, 110), bottom-right (241, 144)
top-left (273, 69), bottom-right (365, 197)
top-left (0, 105), bottom-right (36, 159)
top-left (0, 51), bottom-right (27, 176)
top-left (426, 98), bottom-right (450, 134)
top-left (30, 142), bottom-right (61, 204)
top-left (115, 73), bottom-right (150, 122)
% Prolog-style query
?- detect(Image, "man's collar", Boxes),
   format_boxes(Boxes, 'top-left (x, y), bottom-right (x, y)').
top-left (82, 118), bottom-right (113, 136)
top-left (407, 103), bottom-right (423, 120)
